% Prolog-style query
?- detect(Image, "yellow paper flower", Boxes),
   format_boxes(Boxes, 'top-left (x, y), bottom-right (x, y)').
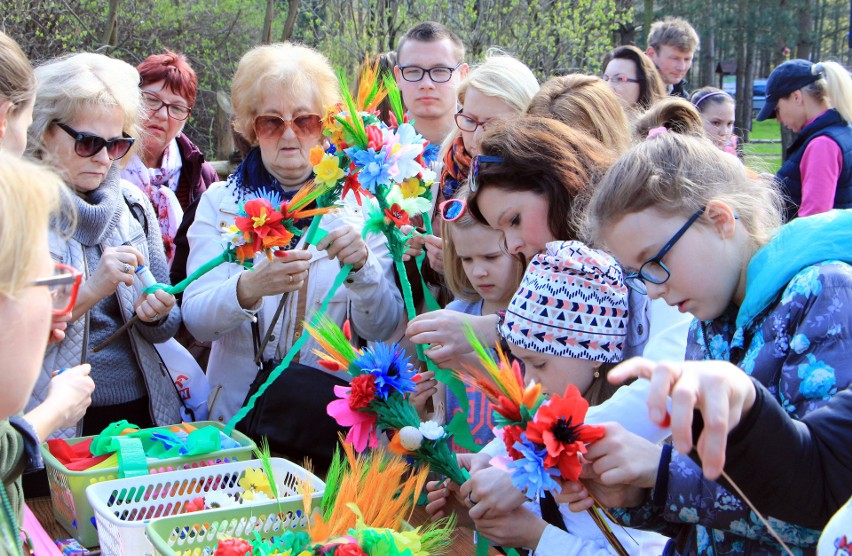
top-left (399, 177), bottom-right (427, 199)
top-left (389, 529), bottom-right (427, 556)
top-left (314, 153), bottom-right (346, 187)
top-left (238, 467), bottom-right (273, 500)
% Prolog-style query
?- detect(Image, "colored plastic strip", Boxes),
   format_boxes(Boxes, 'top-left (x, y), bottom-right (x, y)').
top-left (225, 263), bottom-right (354, 435)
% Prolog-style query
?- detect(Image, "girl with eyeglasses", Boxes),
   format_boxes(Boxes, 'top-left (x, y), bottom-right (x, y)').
top-left (27, 52), bottom-right (184, 440)
top-left (411, 185), bottom-right (524, 448)
top-left (181, 43), bottom-right (402, 473)
top-left (120, 51), bottom-right (218, 266)
top-left (0, 153), bottom-right (91, 555)
top-left (576, 132), bottom-right (852, 553)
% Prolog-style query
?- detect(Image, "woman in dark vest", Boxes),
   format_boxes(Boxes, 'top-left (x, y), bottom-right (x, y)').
top-left (757, 59), bottom-right (852, 220)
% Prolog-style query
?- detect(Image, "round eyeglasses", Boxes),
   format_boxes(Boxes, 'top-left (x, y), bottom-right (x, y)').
top-left (141, 91), bottom-right (192, 121)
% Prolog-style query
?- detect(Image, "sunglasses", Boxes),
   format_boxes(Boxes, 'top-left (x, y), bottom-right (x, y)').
top-left (32, 263), bottom-right (82, 316)
top-left (439, 199), bottom-right (467, 222)
top-left (469, 155), bottom-right (504, 192)
top-left (253, 114), bottom-right (323, 140)
top-left (56, 123), bottom-right (135, 160)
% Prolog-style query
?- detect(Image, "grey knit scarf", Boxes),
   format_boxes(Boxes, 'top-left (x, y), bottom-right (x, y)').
top-left (70, 164), bottom-right (124, 247)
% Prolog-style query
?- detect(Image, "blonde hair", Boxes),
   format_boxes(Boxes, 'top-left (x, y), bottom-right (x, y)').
top-left (0, 153), bottom-right (67, 298)
top-left (584, 133), bottom-right (783, 249)
top-left (231, 43), bottom-right (341, 144)
top-left (28, 53), bottom-right (141, 161)
top-left (442, 185), bottom-right (524, 301)
top-left (527, 75), bottom-right (631, 155)
top-left (632, 97), bottom-right (705, 142)
top-left (440, 52), bottom-right (539, 160)
top-left (647, 17), bottom-right (699, 53)
top-left (0, 31), bottom-right (35, 114)
top-left (803, 61), bottom-right (852, 123)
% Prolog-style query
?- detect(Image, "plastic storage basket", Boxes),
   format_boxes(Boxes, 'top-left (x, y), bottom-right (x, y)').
top-left (86, 457), bottom-right (324, 556)
top-left (41, 421), bottom-right (255, 548)
top-left (146, 498), bottom-right (316, 556)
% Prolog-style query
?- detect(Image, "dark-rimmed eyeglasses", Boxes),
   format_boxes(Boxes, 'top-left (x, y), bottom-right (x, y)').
top-left (398, 63), bottom-right (462, 83)
top-left (602, 74), bottom-right (640, 85)
top-left (469, 155), bottom-right (504, 193)
top-left (454, 112), bottom-right (490, 133)
top-left (55, 123), bottom-right (135, 161)
top-left (253, 114), bottom-right (323, 141)
top-left (141, 90), bottom-right (192, 121)
top-left (624, 207), bottom-right (705, 294)
top-left (32, 263), bottom-right (82, 316)
top-left (439, 199), bottom-right (467, 222)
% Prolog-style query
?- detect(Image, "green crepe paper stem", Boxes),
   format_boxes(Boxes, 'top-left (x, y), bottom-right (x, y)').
top-left (303, 213), bottom-right (329, 247)
top-left (225, 263), bottom-right (355, 435)
top-left (145, 250), bottom-right (235, 296)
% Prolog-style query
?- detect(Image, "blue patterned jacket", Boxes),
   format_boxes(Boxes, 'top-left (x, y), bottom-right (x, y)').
top-left (613, 210), bottom-right (852, 555)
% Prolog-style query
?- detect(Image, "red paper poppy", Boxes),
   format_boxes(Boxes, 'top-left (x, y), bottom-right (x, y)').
top-left (525, 385), bottom-right (605, 481)
top-left (384, 203), bottom-right (410, 227)
top-left (348, 373), bottom-right (378, 410)
top-left (234, 198), bottom-right (292, 253)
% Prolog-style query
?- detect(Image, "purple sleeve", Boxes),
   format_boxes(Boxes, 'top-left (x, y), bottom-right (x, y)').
top-left (799, 136), bottom-right (842, 217)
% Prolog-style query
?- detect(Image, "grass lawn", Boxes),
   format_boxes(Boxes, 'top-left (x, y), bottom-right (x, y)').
top-left (743, 119), bottom-right (783, 173)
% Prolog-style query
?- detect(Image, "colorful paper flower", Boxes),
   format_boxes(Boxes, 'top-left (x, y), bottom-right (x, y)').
top-left (214, 537), bottom-right (253, 556)
top-left (398, 426), bottom-right (423, 450)
top-left (347, 146), bottom-right (393, 194)
top-left (384, 203), bottom-right (410, 227)
top-left (233, 197), bottom-right (292, 258)
top-left (525, 386), bottom-right (605, 481)
top-left (314, 151), bottom-right (346, 188)
top-left (348, 374), bottom-right (378, 410)
top-left (353, 343), bottom-right (417, 400)
top-left (418, 421), bottom-right (444, 441)
top-left (508, 433), bottom-right (563, 500)
top-left (496, 424), bottom-right (526, 461)
top-left (238, 466), bottom-right (274, 500)
top-left (327, 385), bottom-right (379, 452)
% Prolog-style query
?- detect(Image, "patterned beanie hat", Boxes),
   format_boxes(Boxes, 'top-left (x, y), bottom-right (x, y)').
top-left (502, 241), bottom-right (629, 362)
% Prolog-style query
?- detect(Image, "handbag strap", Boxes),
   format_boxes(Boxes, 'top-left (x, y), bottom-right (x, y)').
top-left (251, 270), bottom-right (312, 366)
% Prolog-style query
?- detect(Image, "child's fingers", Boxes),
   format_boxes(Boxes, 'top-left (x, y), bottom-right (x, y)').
top-left (669, 368), bottom-right (700, 455)
top-left (607, 356), bottom-right (655, 384)
top-left (646, 360), bottom-right (680, 425)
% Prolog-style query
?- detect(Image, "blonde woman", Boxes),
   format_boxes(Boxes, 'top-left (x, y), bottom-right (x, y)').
top-left (27, 53), bottom-right (183, 437)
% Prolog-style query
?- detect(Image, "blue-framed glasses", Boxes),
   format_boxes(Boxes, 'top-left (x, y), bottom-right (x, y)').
top-left (624, 207), bottom-right (705, 294)
top-left (469, 155), bottom-right (504, 192)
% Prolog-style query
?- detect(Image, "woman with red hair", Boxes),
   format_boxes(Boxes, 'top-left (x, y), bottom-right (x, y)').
top-left (121, 50), bottom-right (217, 266)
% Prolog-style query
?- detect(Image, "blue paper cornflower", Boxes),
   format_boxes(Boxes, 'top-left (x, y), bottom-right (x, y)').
top-left (423, 143), bottom-right (440, 166)
top-left (346, 146), bottom-right (392, 194)
top-left (509, 433), bottom-right (563, 500)
top-left (353, 342), bottom-right (417, 399)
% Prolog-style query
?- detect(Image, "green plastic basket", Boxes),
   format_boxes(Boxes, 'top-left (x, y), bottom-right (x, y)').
top-left (41, 421), bottom-right (256, 548)
top-left (145, 498), bottom-right (316, 556)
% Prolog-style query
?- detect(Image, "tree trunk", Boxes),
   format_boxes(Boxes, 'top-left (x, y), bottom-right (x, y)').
top-left (215, 90), bottom-right (235, 162)
top-left (102, 0), bottom-right (120, 46)
top-left (643, 0), bottom-right (654, 48)
top-left (700, 21), bottom-right (715, 88)
top-left (281, 0), bottom-right (301, 41)
top-left (261, 0), bottom-right (275, 44)
top-left (797, 0), bottom-right (813, 59)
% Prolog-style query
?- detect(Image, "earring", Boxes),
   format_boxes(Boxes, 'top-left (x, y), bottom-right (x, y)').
top-left (593, 369), bottom-right (600, 379)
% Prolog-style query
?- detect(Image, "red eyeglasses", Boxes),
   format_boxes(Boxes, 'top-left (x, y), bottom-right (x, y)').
top-left (32, 263), bottom-right (82, 316)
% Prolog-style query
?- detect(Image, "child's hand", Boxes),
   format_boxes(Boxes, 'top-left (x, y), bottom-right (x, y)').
top-left (472, 504), bottom-right (547, 549)
top-left (459, 466), bottom-right (527, 520)
top-left (410, 370), bottom-right (437, 418)
top-left (425, 479), bottom-right (473, 527)
top-left (424, 234), bottom-right (444, 274)
top-left (583, 422), bottom-right (661, 489)
top-left (609, 357), bottom-right (757, 480)
top-left (399, 225), bottom-right (425, 261)
top-left (407, 311), bottom-right (498, 368)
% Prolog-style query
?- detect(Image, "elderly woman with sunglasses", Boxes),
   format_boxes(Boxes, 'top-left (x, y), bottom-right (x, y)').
top-left (26, 53), bottom-right (184, 439)
top-left (120, 51), bottom-right (218, 266)
top-left (181, 44), bottom-right (402, 451)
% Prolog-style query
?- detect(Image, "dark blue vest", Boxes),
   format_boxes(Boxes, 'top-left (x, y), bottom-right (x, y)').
top-left (776, 108), bottom-right (852, 221)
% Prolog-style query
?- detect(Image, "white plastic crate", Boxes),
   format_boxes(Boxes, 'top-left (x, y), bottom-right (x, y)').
top-left (85, 457), bottom-right (324, 556)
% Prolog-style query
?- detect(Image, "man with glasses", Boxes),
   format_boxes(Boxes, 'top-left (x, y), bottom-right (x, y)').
top-left (395, 22), bottom-right (468, 148)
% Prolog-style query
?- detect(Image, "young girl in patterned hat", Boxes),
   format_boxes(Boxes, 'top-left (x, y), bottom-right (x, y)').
top-left (575, 132), bottom-right (852, 554)
top-left (427, 240), bottom-right (669, 555)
